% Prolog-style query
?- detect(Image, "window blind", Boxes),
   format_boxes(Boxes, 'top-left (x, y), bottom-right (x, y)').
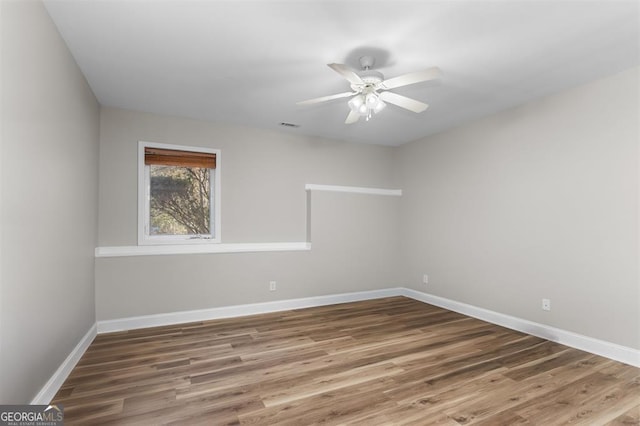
top-left (144, 147), bottom-right (216, 169)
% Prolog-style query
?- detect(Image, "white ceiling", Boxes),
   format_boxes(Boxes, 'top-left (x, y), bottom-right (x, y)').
top-left (43, 0), bottom-right (639, 147)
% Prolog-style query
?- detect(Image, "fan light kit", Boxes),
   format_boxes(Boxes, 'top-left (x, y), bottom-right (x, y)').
top-left (298, 56), bottom-right (441, 124)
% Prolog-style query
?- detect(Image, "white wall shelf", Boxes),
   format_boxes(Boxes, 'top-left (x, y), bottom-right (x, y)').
top-left (95, 242), bottom-right (311, 258)
top-left (305, 184), bottom-right (402, 196)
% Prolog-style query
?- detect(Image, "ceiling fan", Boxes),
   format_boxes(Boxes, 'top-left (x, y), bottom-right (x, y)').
top-left (298, 56), bottom-right (442, 124)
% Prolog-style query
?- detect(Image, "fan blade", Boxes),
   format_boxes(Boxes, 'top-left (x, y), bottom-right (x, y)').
top-left (381, 67), bottom-right (442, 90)
top-left (328, 63), bottom-right (364, 85)
top-left (297, 91), bottom-right (357, 105)
top-left (379, 91), bottom-right (428, 113)
top-left (345, 110), bottom-right (360, 124)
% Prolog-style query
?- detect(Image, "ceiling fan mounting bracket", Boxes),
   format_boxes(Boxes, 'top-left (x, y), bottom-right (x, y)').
top-left (359, 55), bottom-right (375, 70)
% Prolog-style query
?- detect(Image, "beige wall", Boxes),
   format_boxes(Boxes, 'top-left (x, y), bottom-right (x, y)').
top-left (1, 0), bottom-right (99, 403)
top-left (96, 108), bottom-right (400, 320)
top-left (99, 108), bottom-right (397, 245)
top-left (395, 67), bottom-right (639, 349)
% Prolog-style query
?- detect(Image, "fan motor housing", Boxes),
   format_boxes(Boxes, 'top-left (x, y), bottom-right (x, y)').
top-left (352, 70), bottom-right (384, 91)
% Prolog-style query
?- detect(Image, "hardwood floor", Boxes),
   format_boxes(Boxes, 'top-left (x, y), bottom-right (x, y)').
top-left (53, 297), bottom-right (640, 425)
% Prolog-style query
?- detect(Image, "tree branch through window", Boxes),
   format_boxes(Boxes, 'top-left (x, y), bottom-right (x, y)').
top-left (149, 166), bottom-right (211, 235)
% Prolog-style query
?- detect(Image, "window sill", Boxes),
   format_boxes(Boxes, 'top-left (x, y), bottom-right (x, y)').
top-left (95, 242), bottom-right (311, 258)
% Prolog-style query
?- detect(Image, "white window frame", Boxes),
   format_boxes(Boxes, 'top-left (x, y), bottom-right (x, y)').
top-left (138, 141), bottom-right (221, 245)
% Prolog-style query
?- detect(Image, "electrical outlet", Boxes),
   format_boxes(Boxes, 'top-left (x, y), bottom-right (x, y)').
top-left (269, 281), bottom-right (277, 291)
top-left (542, 298), bottom-right (551, 311)
top-left (422, 274), bottom-right (429, 285)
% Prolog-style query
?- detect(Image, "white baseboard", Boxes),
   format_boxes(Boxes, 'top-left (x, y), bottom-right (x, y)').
top-left (97, 287), bottom-right (639, 368)
top-left (38, 287), bottom-right (638, 405)
top-left (97, 288), bottom-right (402, 333)
top-left (400, 288), bottom-right (640, 368)
top-left (31, 323), bottom-right (97, 404)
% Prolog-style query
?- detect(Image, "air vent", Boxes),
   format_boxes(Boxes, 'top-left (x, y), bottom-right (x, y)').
top-left (279, 122), bottom-right (300, 128)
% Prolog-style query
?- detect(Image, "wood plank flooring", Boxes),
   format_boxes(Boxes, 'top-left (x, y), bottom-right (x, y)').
top-left (52, 297), bottom-right (640, 425)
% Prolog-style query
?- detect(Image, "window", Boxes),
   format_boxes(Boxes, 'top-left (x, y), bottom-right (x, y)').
top-left (138, 141), bottom-right (221, 245)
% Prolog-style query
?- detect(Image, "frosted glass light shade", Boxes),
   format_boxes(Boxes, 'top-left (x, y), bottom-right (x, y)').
top-left (348, 95), bottom-right (365, 112)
